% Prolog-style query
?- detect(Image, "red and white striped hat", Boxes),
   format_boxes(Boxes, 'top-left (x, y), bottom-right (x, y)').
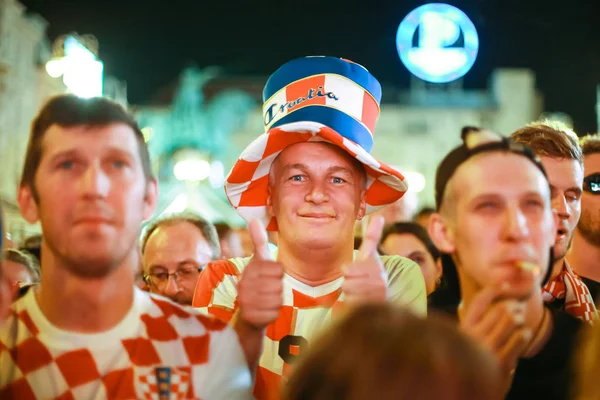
top-left (225, 56), bottom-right (408, 231)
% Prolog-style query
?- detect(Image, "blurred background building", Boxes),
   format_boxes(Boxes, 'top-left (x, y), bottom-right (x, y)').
top-left (1, 0), bottom-right (597, 241)
top-left (0, 0), bottom-right (125, 241)
top-left (133, 67), bottom-right (542, 225)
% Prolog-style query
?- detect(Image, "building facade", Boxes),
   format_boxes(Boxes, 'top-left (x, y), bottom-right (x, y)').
top-left (0, 0), bottom-right (66, 241)
top-left (133, 68), bottom-right (542, 224)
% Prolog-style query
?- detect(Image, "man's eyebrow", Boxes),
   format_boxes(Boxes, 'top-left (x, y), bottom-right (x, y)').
top-left (565, 187), bottom-right (582, 196)
top-left (176, 259), bottom-right (202, 269)
top-left (326, 166), bottom-right (355, 175)
top-left (282, 163), bottom-right (309, 172)
top-left (47, 149), bottom-right (79, 163)
top-left (148, 265), bottom-right (167, 273)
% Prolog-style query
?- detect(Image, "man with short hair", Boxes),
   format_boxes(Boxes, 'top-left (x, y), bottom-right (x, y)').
top-left (568, 134), bottom-right (600, 299)
top-left (193, 56), bottom-right (426, 399)
top-left (510, 122), bottom-right (596, 321)
top-left (429, 127), bottom-right (582, 399)
top-left (142, 212), bottom-right (220, 305)
top-left (0, 95), bottom-right (251, 399)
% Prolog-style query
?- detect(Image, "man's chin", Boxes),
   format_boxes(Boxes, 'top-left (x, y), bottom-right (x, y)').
top-left (61, 248), bottom-right (122, 278)
top-left (553, 244), bottom-right (569, 262)
top-left (295, 234), bottom-right (339, 248)
top-left (65, 260), bottom-right (117, 279)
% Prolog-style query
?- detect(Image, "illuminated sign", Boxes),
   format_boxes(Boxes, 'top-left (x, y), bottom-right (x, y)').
top-left (45, 36), bottom-right (104, 98)
top-left (396, 3), bottom-right (479, 83)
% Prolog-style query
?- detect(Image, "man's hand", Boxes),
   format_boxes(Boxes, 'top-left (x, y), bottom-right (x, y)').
top-left (237, 218), bottom-right (284, 330)
top-left (342, 215), bottom-right (388, 304)
top-left (460, 264), bottom-right (539, 378)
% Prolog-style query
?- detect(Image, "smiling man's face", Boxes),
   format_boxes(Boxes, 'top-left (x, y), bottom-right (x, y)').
top-left (267, 142), bottom-right (366, 250)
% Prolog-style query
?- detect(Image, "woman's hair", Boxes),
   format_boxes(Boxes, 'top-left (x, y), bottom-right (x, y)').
top-left (284, 305), bottom-right (502, 400)
top-left (380, 222), bottom-right (441, 261)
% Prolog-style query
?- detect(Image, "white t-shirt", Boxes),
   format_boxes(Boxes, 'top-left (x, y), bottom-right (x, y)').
top-left (193, 250), bottom-right (426, 399)
top-left (0, 287), bottom-right (252, 400)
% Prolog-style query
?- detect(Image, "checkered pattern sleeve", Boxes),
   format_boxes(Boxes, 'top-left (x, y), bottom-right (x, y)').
top-left (192, 259), bottom-right (242, 322)
top-left (382, 255), bottom-right (427, 316)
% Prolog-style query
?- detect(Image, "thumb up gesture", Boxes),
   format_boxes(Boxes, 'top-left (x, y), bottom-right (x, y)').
top-left (237, 219), bottom-right (284, 330)
top-left (342, 215), bottom-right (388, 304)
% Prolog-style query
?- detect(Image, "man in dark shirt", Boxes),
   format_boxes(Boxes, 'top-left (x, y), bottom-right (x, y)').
top-left (568, 134), bottom-right (600, 301)
top-left (428, 127), bottom-right (581, 400)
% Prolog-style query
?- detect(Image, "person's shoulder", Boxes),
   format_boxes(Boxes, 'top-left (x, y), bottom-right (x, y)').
top-left (379, 254), bottom-right (420, 274)
top-left (549, 307), bottom-right (583, 335)
top-left (0, 290), bottom-right (36, 347)
top-left (141, 289), bottom-right (230, 333)
top-left (521, 307), bottom-right (583, 367)
top-left (205, 256), bottom-right (252, 275)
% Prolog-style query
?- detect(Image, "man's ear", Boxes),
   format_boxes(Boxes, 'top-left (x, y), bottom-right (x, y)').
top-left (356, 189), bottom-right (367, 221)
top-left (428, 213), bottom-right (456, 253)
top-left (142, 178), bottom-right (159, 221)
top-left (266, 184), bottom-right (275, 218)
top-left (18, 185), bottom-right (40, 224)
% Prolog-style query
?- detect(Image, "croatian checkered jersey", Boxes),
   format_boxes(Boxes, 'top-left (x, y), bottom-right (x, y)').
top-left (192, 250), bottom-right (426, 400)
top-left (0, 287), bottom-right (252, 399)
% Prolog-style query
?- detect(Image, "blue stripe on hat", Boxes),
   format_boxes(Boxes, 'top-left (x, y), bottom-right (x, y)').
top-left (264, 57), bottom-right (382, 104)
top-left (269, 105), bottom-right (375, 152)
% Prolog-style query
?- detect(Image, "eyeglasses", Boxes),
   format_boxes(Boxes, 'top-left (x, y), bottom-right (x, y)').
top-left (583, 173), bottom-right (600, 194)
top-left (144, 266), bottom-right (203, 288)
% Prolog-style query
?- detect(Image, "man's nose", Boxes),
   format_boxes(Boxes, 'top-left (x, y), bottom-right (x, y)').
top-left (502, 207), bottom-right (529, 241)
top-left (79, 164), bottom-right (110, 198)
top-left (551, 195), bottom-right (571, 219)
top-left (305, 182), bottom-right (329, 204)
top-left (162, 275), bottom-right (181, 296)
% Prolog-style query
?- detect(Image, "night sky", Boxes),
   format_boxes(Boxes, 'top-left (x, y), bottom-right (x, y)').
top-left (19, 0), bottom-right (600, 134)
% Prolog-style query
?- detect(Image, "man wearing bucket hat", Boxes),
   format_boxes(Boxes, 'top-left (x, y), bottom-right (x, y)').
top-left (428, 127), bottom-right (582, 399)
top-left (193, 56), bottom-right (426, 399)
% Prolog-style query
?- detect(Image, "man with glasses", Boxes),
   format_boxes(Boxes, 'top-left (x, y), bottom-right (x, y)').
top-left (569, 134), bottom-right (600, 300)
top-left (142, 212), bottom-right (220, 305)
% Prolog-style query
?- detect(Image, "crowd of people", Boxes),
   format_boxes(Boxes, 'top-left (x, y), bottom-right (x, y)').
top-left (0, 55), bottom-right (599, 399)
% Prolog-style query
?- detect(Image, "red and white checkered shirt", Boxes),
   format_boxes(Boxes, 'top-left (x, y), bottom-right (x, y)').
top-left (192, 250), bottom-right (426, 400)
top-left (0, 287), bottom-right (252, 399)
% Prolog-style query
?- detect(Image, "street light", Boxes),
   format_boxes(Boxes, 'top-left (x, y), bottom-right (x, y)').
top-left (45, 34), bottom-right (103, 98)
top-left (403, 171), bottom-right (426, 193)
top-left (172, 148), bottom-right (212, 182)
top-left (173, 159), bottom-right (211, 182)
